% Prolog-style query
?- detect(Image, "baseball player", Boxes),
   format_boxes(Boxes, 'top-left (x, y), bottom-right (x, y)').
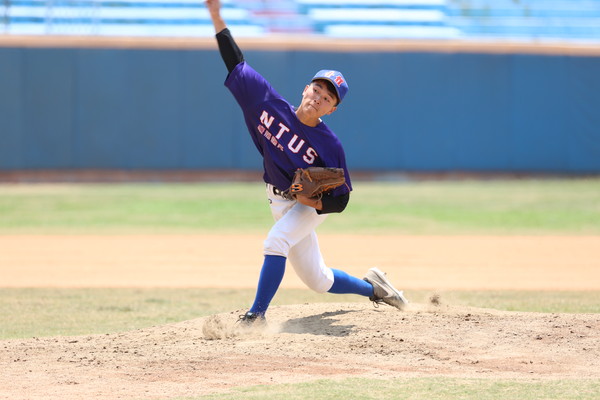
top-left (206, 0), bottom-right (408, 324)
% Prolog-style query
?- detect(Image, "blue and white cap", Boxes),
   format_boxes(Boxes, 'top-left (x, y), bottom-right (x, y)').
top-left (311, 69), bottom-right (349, 103)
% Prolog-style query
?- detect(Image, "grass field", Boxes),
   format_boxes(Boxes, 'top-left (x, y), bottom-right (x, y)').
top-left (1, 179), bottom-right (599, 400)
top-left (2, 288), bottom-right (600, 340)
top-left (1, 178), bottom-right (599, 234)
top-left (192, 378), bottom-right (600, 400)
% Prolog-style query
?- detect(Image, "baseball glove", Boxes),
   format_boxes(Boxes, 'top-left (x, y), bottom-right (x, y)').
top-left (288, 167), bottom-right (346, 199)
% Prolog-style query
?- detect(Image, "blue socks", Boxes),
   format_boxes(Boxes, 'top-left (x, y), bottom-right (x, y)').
top-left (249, 255), bottom-right (287, 316)
top-left (328, 268), bottom-right (374, 297)
top-left (249, 259), bottom-right (374, 316)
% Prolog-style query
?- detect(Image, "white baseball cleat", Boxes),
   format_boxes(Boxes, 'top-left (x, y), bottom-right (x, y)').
top-left (363, 267), bottom-right (409, 310)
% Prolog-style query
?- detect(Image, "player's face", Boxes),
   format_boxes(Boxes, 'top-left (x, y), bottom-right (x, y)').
top-left (300, 81), bottom-right (338, 118)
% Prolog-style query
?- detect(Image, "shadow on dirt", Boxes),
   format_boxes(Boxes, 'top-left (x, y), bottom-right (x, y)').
top-left (279, 310), bottom-right (357, 337)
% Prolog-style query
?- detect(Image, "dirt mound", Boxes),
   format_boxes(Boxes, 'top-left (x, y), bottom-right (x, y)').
top-left (2, 301), bottom-right (599, 400)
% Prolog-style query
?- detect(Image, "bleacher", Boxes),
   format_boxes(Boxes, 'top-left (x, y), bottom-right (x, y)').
top-left (302, 0), bottom-right (460, 38)
top-left (1, 0), bottom-right (265, 36)
top-left (1, 0), bottom-right (600, 42)
top-left (446, 0), bottom-right (600, 42)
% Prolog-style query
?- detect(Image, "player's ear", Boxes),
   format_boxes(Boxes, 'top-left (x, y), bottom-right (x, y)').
top-left (302, 84), bottom-right (310, 96)
top-left (325, 106), bottom-right (337, 115)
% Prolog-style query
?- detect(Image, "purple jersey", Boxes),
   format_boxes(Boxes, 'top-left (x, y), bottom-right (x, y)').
top-left (225, 62), bottom-right (352, 196)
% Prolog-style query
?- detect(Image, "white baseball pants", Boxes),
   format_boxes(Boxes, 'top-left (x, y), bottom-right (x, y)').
top-left (263, 184), bottom-right (335, 293)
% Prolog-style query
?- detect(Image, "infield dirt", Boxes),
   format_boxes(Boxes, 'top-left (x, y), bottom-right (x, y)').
top-left (1, 235), bottom-right (600, 399)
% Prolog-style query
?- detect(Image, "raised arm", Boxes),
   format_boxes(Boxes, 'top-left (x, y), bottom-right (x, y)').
top-left (205, 0), bottom-right (226, 33)
top-left (205, 0), bottom-right (245, 73)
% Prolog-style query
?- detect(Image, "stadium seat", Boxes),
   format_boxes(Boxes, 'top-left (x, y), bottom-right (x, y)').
top-left (2, 0), bottom-right (265, 37)
top-left (324, 24), bottom-right (461, 38)
top-left (445, 0), bottom-right (600, 41)
top-left (1, 0), bottom-right (600, 41)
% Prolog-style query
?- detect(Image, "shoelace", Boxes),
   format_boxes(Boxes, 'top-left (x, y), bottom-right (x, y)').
top-left (238, 313), bottom-right (255, 322)
top-left (237, 312), bottom-right (266, 325)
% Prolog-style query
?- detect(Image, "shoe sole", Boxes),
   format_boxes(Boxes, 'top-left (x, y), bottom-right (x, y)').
top-left (368, 267), bottom-right (409, 309)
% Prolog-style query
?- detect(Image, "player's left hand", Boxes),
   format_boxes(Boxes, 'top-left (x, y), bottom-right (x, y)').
top-left (289, 167), bottom-right (346, 198)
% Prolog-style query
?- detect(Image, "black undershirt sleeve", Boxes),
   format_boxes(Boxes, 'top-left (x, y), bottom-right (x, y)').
top-left (317, 192), bottom-right (350, 215)
top-left (215, 28), bottom-right (244, 73)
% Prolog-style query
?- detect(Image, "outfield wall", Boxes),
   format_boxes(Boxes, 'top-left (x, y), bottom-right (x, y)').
top-left (1, 37), bottom-right (599, 173)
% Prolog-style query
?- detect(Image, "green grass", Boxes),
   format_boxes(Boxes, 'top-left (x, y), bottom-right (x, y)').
top-left (1, 179), bottom-right (599, 234)
top-left (1, 288), bottom-right (599, 340)
top-left (330, 178), bottom-right (600, 234)
top-left (0, 183), bottom-right (271, 234)
top-left (0, 287), bottom-right (255, 339)
top-left (186, 377), bottom-right (600, 400)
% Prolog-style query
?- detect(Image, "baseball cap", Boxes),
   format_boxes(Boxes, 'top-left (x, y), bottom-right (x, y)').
top-left (311, 69), bottom-right (349, 103)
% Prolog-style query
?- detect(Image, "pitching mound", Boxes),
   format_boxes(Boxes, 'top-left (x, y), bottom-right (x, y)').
top-left (2, 301), bottom-right (599, 399)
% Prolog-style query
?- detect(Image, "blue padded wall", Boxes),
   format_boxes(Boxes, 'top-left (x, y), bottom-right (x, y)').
top-left (1, 46), bottom-right (599, 173)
